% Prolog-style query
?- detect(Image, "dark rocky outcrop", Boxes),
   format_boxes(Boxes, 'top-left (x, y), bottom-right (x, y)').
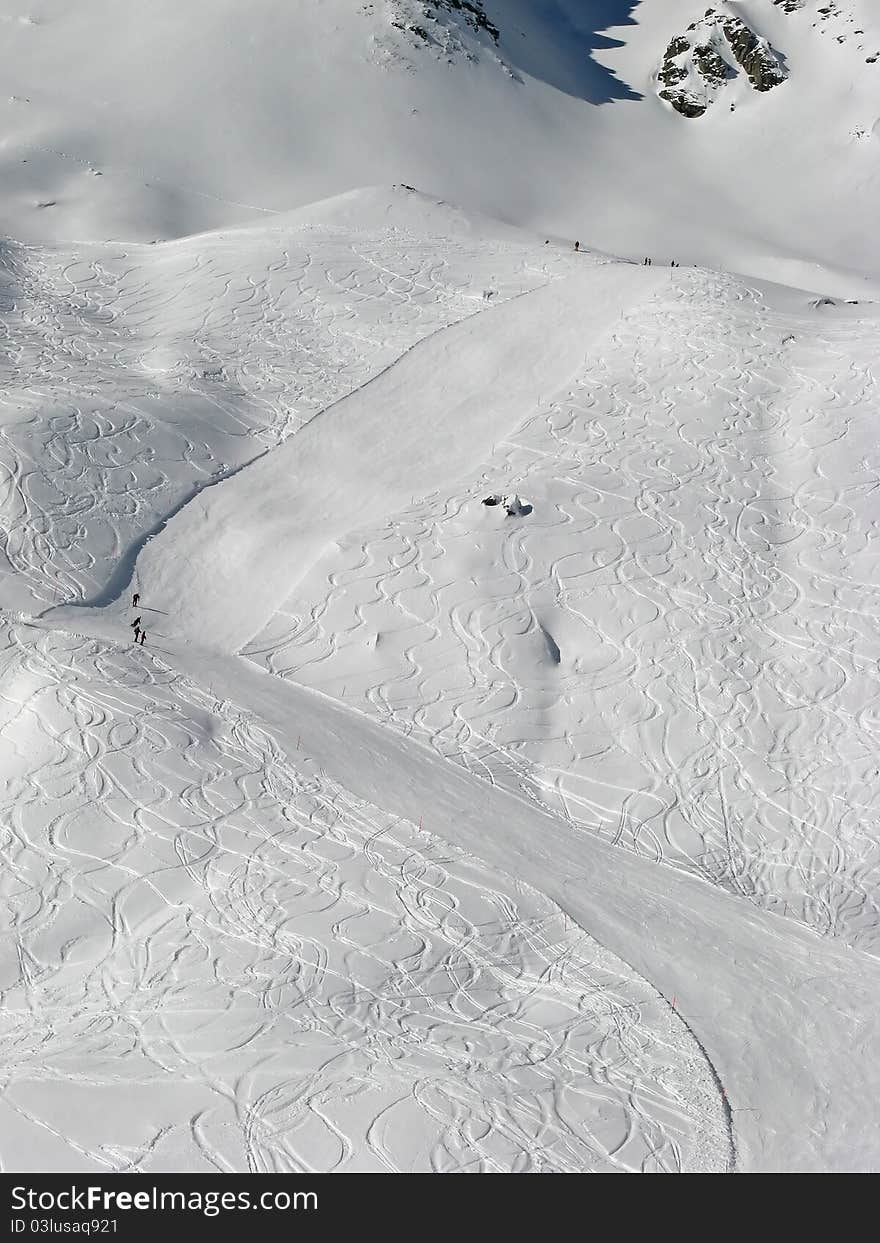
top-left (665, 35), bottom-right (692, 60)
top-left (658, 89), bottom-right (708, 118)
top-left (720, 15), bottom-right (786, 91)
top-left (391, 1), bottom-right (500, 49)
top-left (437, 1), bottom-right (499, 44)
top-left (658, 58), bottom-right (688, 89)
top-left (657, 8), bottom-right (787, 119)
top-left (693, 43), bottom-right (731, 87)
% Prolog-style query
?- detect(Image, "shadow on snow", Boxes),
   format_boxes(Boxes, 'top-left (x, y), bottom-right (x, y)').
top-left (492, 0), bottom-right (643, 104)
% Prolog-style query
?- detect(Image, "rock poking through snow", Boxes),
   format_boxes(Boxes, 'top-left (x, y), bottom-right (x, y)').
top-left (658, 9), bottom-right (788, 118)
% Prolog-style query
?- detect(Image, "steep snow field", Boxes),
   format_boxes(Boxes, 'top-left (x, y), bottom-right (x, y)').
top-left (1, 0), bottom-right (880, 1175)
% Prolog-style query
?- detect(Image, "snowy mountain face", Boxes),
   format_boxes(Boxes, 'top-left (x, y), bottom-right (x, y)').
top-left (0, 1), bottom-right (877, 289)
top-left (1, 1), bottom-right (880, 1176)
top-left (379, 0), bottom-right (500, 50)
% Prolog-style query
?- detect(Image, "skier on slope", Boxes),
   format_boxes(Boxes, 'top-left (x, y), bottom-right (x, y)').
top-left (131, 616), bottom-right (142, 631)
top-left (139, 631), bottom-right (146, 646)
top-left (574, 241), bottom-right (580, 252)
top-left (132, 592), bottom-right (140, 607)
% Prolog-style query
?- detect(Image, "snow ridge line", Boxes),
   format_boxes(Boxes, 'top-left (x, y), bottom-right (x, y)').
top-left (41, 448), bottom-right (270, 616)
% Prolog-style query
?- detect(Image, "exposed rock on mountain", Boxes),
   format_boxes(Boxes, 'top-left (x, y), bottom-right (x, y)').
top-left (658, 8), bottom-right (788, 118)
top-left (0, 0), bottom-right (877, 291)
top-left (380, 0), bottom-right (499, 58)
top-left (724, 15), bottom-right (787, 89)
top-left (432, 0), bottom-right (499, 42)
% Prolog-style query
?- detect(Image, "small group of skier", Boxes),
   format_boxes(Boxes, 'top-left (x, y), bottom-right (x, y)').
top-left (573, 245), bottom-right (680, 267)
top-left (131, 591), bottom-right (146, 645)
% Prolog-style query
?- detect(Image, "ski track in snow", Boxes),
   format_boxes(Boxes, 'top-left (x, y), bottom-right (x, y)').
top-left (0, 221), bottom-right (568, 613)
top-left (0, 617), bottom-right (730, 1173)
top-left (244, 267), bottom-right (880, 952)
top-left (2, 199), bottom-right (879, 1170)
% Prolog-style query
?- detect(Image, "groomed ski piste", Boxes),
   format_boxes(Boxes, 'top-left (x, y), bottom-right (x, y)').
top-left (2, 0), bottom-right (880, 1175)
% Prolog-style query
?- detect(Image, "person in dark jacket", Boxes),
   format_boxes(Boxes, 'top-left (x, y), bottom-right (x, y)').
top-left (132, 592), bottom-right (140, 607)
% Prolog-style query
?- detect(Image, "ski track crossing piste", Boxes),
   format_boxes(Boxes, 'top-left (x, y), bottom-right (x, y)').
top-left (1, 0), bottom-right (880, 1175)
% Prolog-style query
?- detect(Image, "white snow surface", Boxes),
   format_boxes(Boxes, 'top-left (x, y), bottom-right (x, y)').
top-left (133, 261), bottom-right (660, 650)
top-left (0, 1), bottom-right (878, 291)
top-left (1, 1), bottom-right (880, 1175)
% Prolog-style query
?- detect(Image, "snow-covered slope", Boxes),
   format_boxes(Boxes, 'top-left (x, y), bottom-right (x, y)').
top-left (238, 258), bottom-right (880, 954)
top-left (0, 189), bottom-right (568, 615)
top-left (0, 616), bottom-right (735, 1173)
top-left (1, 0), bottom-right (879, 1177)
top-left (130, 260), bottom-right (661, 650)
top-left (6, 608), bottom-right (880, 1172)
top-left (1, 186), bottom-right (874, 1170)
top-left (0, 1), bottom-right (878, 290)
